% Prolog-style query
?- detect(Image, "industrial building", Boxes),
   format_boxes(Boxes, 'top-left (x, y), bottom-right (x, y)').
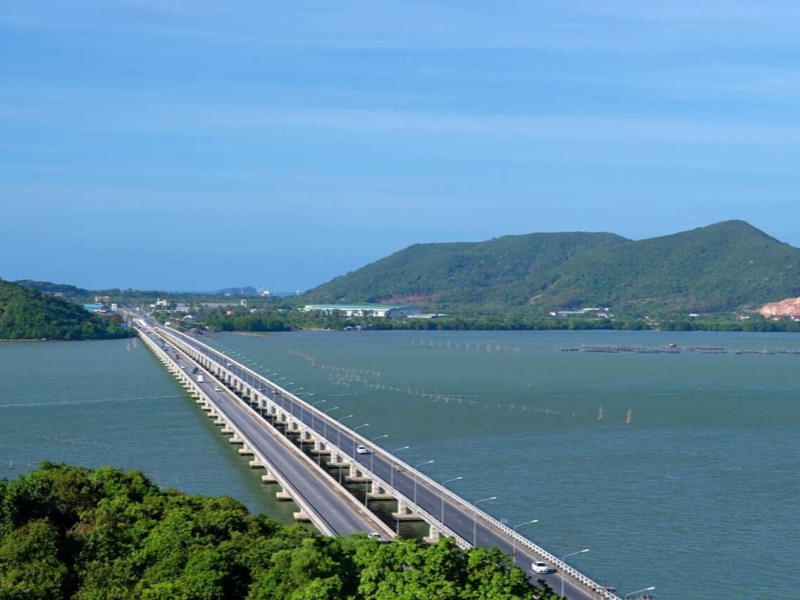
top-left (302, 304), bottom-right (420, 318)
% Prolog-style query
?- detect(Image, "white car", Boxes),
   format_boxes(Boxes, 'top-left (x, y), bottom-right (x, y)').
top-left (531, 561), bottom-right (554, 574)
top-left (356, 445), bottom-right (369, 455)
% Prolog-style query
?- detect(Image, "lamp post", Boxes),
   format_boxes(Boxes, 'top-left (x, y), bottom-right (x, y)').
top-left (311, 399), bottom-right (326, 434)
top-left (336, 415), bottom-right (354, 484)
top-left (560, 548), bottom-right (590, 599)
top-left (369, 434), bottom-right (388, 473)
top-left (390, 446), bottom-right (410, 490)
top-left (337, 415), bottom-right (354, 449)
top-left (277, 381), bottom-right (292, 411)
top-left (440, 476), bottom-right (463, 524)
top-left (365, 434), bottom-right (389, 507)
top-left (286, 386), bottom-right (303, 416)
top-left (323, 406), bottom-right (339, 441)
top-left (353, 423), bottom-right (370, 455)
top-left (413, 460), bottom-right (434, 505)
top-left (625, 586), bottom-right (655, 600)
top-left (511, 519), bottom-right (538, 561)
top-left (297, 392), bottom-right (314, 422)
top-left (473, 496), bottom-right (497, 546)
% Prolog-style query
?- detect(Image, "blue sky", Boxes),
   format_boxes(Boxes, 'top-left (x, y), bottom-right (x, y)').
top-left (2, 1), bottom-right (799, 292)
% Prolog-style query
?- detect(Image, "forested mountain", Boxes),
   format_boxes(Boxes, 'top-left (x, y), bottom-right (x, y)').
top-left (11, 279), bottom-right (91, 297)
top-left (303, 232), bottom-right (628, 312)
top-left (0, 279), bottom-right (131, 340)
top-left (302, 221), bottom-right (800, 317)
top-left (0, 463), bottom-right (549, 599)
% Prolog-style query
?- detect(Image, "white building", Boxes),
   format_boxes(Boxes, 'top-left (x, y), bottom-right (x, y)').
top-left (303, 304), bottom-right (420, 318)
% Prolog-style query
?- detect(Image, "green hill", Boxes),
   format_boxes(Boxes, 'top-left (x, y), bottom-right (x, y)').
top-left (303, 231), bottom-right (628, 313)
top-left (0, 279), bottom-right (131, 340)
top-left (302, 221), bottom-right (800, 317)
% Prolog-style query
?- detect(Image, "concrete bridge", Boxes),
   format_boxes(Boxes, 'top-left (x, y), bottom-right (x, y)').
top-left (133, 316), bottom-right (623, 600)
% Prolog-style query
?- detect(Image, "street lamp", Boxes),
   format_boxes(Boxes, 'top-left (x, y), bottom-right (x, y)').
top-left (413, 460), bottom-right (434, 505)
top-left (284, 386), bottom-right (304, 416)
top-left (311, 399), bottom-right (326, 434)
top-left (337, 415), bottom-right (354, 449)
top-left (297, 392), bottom-right (314, 421)
top-left (336, 415), bottom-right (354, 484)
top-left (353, 423), bottom-right (370, 455)
top-left (365, 434), bottom-right (389, 507)
top-left (390, 446), bottom-right (410, 490)
top-left (323, 406), bottom-right (339, 441)
top-left (511, 519), bottom-right (538, 561)
top-left (625, 586), bottom-right (655, 600)
top-left (560, 549), bottom-right (590, 599)
top-left (473, 496), bottom-right (497, 546)
top-left (440, 476), bottom-right (463, 524)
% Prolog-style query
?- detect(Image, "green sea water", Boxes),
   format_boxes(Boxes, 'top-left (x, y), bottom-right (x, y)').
top-left (2, 329), bottom-right (799, 599)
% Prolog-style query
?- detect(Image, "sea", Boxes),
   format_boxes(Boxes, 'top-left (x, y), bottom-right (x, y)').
top-left (1, 329), bottom-right (798, 599)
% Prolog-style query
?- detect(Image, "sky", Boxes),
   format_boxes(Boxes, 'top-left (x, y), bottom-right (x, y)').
top-left (2, 1), bottom-right (800, 292)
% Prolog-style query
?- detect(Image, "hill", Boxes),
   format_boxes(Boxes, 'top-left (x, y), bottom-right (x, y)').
top-left (302, 221), bottom-right (800, 317)
top-left (302, 231), bottom-right (628, 313)
top-left (0, 279), bottom-right (131, 340)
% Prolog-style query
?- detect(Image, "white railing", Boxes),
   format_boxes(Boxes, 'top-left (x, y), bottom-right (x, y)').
top-left (136, 328), bottom-right (338, 536)
top-left (152, 325), bottom-right (621, 599)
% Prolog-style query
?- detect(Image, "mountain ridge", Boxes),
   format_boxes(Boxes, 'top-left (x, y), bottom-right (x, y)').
top-left (302, 220), bottom-right (800, 317)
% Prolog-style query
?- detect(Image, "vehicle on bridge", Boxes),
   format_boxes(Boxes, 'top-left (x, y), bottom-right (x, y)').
top-left (532, 561), bottom-right (554, 574)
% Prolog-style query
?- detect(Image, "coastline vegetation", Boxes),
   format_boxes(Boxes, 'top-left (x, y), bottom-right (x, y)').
top-left (0, 280), bottom-right (132, 341)
top-left (171, 302), bottom-right (800, 334)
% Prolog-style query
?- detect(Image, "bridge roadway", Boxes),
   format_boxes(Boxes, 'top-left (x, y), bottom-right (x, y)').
top-left (137, 324), bottom-right (392, 540)
top-left (135, 317), bottom-right (622, 600)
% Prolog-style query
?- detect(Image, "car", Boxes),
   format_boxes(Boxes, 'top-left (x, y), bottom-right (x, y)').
top-left (531, 561), bottom-right (554, 574)
top-left (367, 532), bottom-right (381, 539)
top-left (356, 445), bottom-right (369, 455)
top-left (214, 387), bottom-right (221, 392)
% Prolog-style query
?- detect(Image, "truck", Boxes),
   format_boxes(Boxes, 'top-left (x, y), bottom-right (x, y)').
top-left (197, 375), bottom-right (204, 383)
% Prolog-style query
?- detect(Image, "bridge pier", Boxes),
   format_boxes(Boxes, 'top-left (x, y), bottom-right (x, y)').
top-left (311, 439), bottom-right (331, 456)
top-left (367, 480), bottom-right (394, 500)
top-left (328, 452), bottom-right (349, 468)
top-left (392, 500), bottom-right (423, 521)
top-left (424, 524), bottom-right (447, 545)
top-left (345, 464), bottom-right (370, 483)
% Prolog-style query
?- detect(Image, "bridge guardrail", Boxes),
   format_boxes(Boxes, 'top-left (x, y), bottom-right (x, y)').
top-left (136, 327), bottom-right (338, 536)
top-left (156, 325), bottom-right (620, 599)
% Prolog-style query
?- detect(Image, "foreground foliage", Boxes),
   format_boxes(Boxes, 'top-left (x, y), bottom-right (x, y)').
top-left (0, 463), bottom-right (553, 599)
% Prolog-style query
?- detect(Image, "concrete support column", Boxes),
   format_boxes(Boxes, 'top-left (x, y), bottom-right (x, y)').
top-left (329, 452), bottom-right (349, 468)
top-left (393, 500), bottom-right (422, 521)
top-left (312, 439), bottom-right (332, 456)
top-left (368, 481), bottom-right (393, 500)
top-left (424, 526), bottom-right (442, 544)
top-left (346, 464), bottom-right (370, 483)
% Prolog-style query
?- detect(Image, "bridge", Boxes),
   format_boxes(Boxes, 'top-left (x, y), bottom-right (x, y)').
top-left (132, 316), bottom-right (623, 600)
